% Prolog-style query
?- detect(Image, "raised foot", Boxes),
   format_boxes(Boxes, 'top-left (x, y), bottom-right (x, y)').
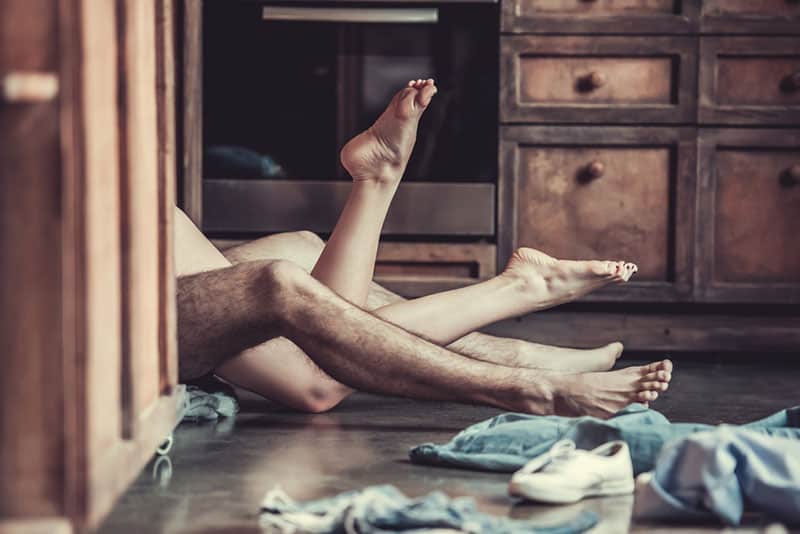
top-left (503, 247), bottom-right (638, 310)
top-left (553, 359), bottom-right (674, 419)
top-left (340, 78), bottom-right (437, 184)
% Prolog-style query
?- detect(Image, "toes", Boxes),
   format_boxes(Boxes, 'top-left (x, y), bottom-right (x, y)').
top-left (642, 370), bottom-right (672, 382)
top-left (620, 263), bottom-right (638, 282)
top-left (646, 359), bottom-right (673, 374)
top-left (637, 390), bottom-right (659, 403)
top-left (641, 381), bottom-right (669, 392)
top-left (417, 81), bottom-right (437, 108)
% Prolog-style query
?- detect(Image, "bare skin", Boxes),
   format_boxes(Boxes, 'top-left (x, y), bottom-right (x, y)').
top-left (177, 258), bottom-right (673, 418)
top-left (175, 213), bottom-right (624, 413)
top-left (176, 79), bottom-right (673, 418)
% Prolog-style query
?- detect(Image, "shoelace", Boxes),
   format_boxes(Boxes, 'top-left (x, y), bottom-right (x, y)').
top-left (517, 439), bottom-right (580, 475)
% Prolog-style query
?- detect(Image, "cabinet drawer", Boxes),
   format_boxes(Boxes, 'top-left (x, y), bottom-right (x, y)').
top-left (696, 130), bottom-right (800, 303)
top-left (700, 38), bottom-right (800, 125)
top-left (501, 36), bottom-right (697, 124)
top-left (499, 127), bottom-right (696, 302)
top-left (701, 0), bottom-right (800, 34)
top-left (375, 242), bottom-right (497, 298)
top-left (502, 0), bottom-right (697, 33)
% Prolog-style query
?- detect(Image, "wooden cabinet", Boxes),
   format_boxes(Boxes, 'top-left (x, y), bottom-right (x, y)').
top-left (499, 127), bottom-right (695, 301)
top-left (498, 1), bottom-right (799, 351)
top-left (700, 1), bottom-right (800, 33)
top-left (697, 129), bottom-right (800, 302)
top-left (0, 0), bottom-right (180, 531)
top-left (501, 36), bottom-right (696, 124)
top-left (700, 37), bottom-right (800, 125)
top-left (502, 0), bottom-right (698, 33)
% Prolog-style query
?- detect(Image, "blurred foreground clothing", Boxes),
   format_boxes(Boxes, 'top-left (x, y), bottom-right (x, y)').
top-left (410, 404), bottom-right (800, 475)
top-left (178, 375), bottom-right (239, 423)
top-left (634, 427), bottom-right (800, 526)
top-left (259, 484), bottom-right (598, 534)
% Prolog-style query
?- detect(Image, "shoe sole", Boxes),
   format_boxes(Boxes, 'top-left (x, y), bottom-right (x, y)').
top-left (509, 477), bottom-right (634, 504)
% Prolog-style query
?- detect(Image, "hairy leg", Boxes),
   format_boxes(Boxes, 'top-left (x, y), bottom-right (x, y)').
top-left (177, 259), bottom-right (672, 418)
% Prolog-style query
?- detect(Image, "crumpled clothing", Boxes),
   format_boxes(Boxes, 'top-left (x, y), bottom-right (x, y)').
top-left (259, 485), bottom-right (598, 534)
top-left (178, 384), bottom-right (239, 423)
top-left (410, 404), bottom-right (800, 475)
top-left (634, 426), bottom-right (800, 526)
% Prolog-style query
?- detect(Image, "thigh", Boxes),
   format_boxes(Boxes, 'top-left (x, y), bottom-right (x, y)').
top-left (177, 261), bottom-right (283, 379)
top-left (215, 338), bottom-right (352, 413)
top-left (174, 206), bottom-right (231, 276)
top-left (222, 231), bottom-right (324, 271)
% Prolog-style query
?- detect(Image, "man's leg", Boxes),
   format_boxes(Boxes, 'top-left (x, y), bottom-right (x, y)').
top-left (223, 232), bottom-right (624, 372)
top-left (177, 258), bottom-right (671, 418)
top-left (213, 230), bottom-right (625, 412)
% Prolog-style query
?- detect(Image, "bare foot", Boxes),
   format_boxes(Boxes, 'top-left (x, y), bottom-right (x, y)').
top-left (503, 247), bottom-right (638, 310)
top-left (550, 359), bottom-right (674, 419)
top-left (518, 341), bottom-right (624, 373)
top-left (340, 78), bottom-right (437, 184)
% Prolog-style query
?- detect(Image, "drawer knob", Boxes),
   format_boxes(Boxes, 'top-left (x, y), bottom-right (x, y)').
top-left (1, 72), bottom-right (59, 103)
top-left (782, 71), bottom-right (800, 92)
top-left (582, 161), bottom-right (605, 181)
top-left (585, 71), bottom-right (607, 90)
top-left (782, 164), bottom-right (800, 187)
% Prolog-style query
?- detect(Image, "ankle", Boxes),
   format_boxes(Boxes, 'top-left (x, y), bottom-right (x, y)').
top-left (505, 371), bottom-right (558, 415)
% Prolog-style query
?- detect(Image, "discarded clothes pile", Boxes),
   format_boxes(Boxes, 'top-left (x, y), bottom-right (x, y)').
top-left (635, 426), bottom-right (800, 526)
top-left (178, 375), bottom-right (240, 423)
top-left (410, 403), bottom-right (800, 475)
top-left (259, 484), bottom-right (598, 534)
top-left (409, 403), bottom-right (800, 526)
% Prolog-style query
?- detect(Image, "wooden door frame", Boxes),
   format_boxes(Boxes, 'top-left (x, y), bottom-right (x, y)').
top-left (59, 0), bottom-right (181, 529)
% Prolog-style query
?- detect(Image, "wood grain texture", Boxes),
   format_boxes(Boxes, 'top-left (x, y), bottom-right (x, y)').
top-left (519, 56), bottom-right (673, 105)
top-left (118, 0), bottom-right (161, 432)
top-left (499, 126), bottom-right (696, 302)
top-left (502, 0), bottom-right (697, 33)
top-left (484, 310), bottom-right (800, 352)
top-left (0, 0), bottom-right (64, 517)
top-left (701, 0), bottom-right (800, 34)
top-left (700, 38), bottom-right (800, 125)
top-left (156, 0), bottom-right (179, 392)
top-left (715, 151), bottom-right (800, 283)
top-left (374, 242), bottom-right (496, 297)
top-left (516, 146), bottom-right (671, 280)
top-left (696, 129), bottom-right (800, 303)
top-left (181, 0), bottom-right (202, 225)
top-left (501, 36), bottom-right (697, 124)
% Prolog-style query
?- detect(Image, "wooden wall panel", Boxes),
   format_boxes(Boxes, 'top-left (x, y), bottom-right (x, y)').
top-left (118, 0), bottom-right (162, 431)
top-left (79, 0), bottom-right (124, 466)
top-left (0, 0), bottom-right (64, 517)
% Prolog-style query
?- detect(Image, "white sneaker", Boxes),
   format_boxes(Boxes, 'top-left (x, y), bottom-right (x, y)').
top-left (508, 440), bottom-right (634, 504)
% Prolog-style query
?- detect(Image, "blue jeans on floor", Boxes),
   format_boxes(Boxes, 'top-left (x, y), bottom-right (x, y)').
top-left (410, 404), bottom-right (800, 475)
top-left (634, 426), bottom-right (800, 525)
top-left (260, 485), bottom-right (598, 534)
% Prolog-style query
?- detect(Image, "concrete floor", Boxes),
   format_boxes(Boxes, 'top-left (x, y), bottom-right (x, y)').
top-left (98, 357), bottom-right (799, 533)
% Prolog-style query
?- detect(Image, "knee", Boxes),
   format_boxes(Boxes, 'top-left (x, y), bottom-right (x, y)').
top-left (295, 230), bottom-right (324, 251)
top-left (256, 259), bottom-right (308, 290)
top-left (297, 380), bottom-right (352, 414)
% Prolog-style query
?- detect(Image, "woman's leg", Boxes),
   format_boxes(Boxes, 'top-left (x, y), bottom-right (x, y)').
top-left (374, 247), bottom-right (637, 347)
top-left (311, 79), bottom-right (437, 305)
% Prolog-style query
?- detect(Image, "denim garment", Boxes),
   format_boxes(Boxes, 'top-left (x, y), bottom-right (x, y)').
top-left (410, 404), bottom-right (800, 475)
top-left (634, 427), bottom-right (800, 525)
top-left (178, 385), bottom-right (239, 423)
top-left (260, 485), bottom-right (598, 534)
